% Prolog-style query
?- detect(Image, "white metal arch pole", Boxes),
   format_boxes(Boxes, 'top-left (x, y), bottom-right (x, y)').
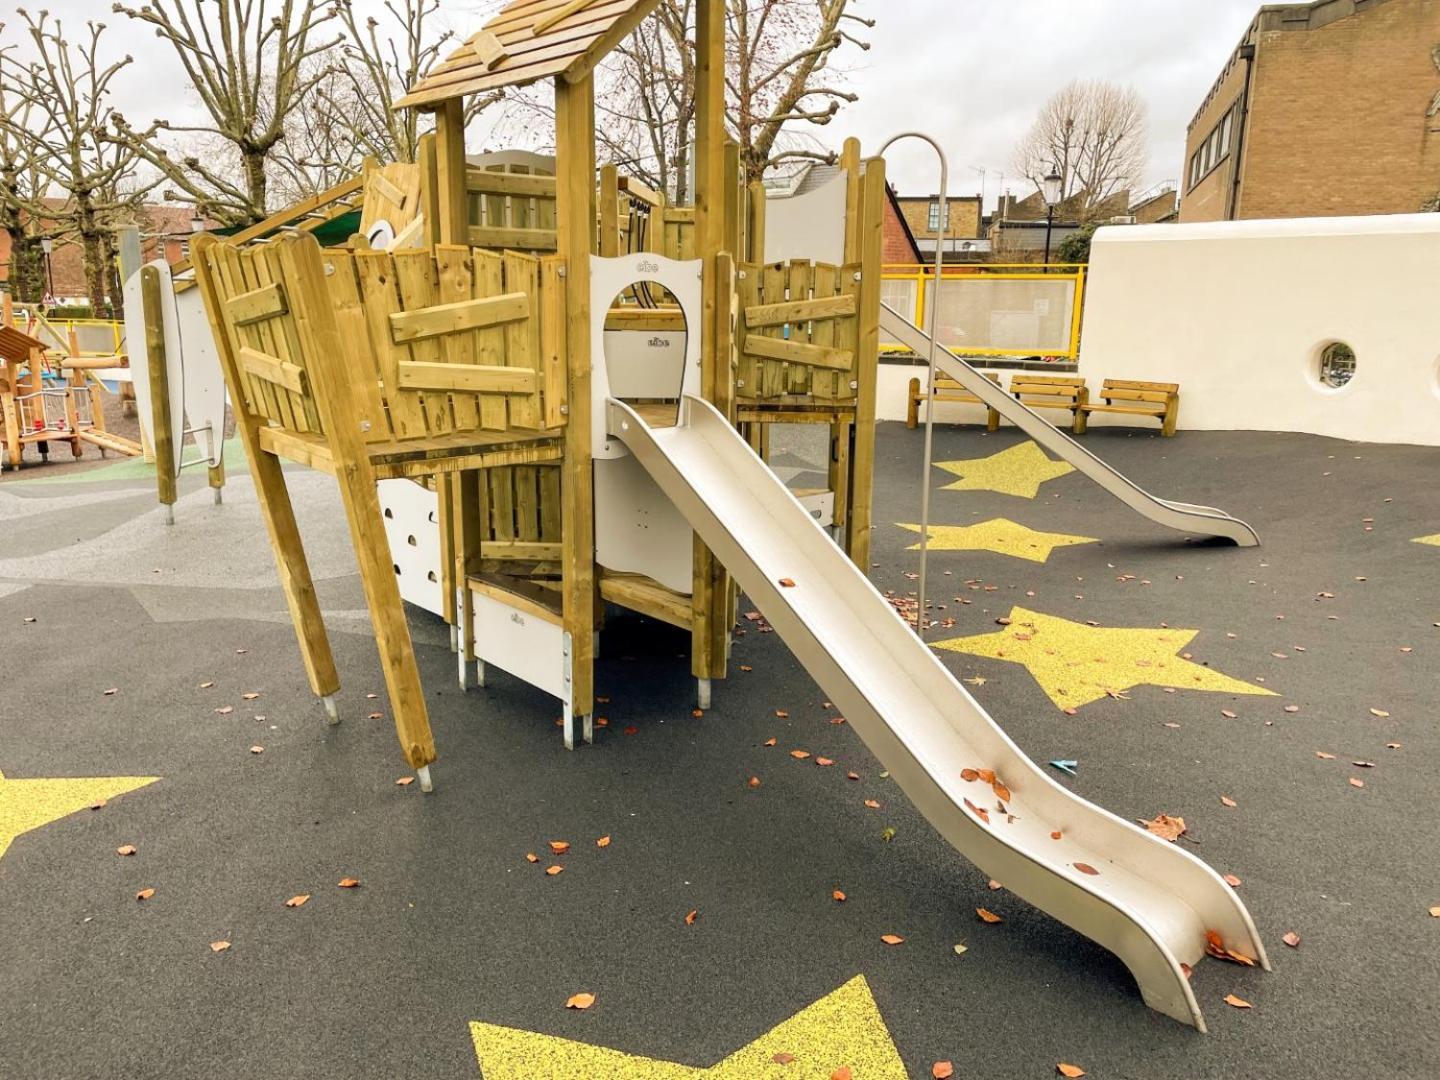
top-left (879, 132), bottom-right (948, 642)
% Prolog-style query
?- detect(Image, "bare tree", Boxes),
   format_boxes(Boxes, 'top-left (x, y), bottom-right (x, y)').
top-left (0, 12), bottom-right (150, 314)
top-left (0, 34), bottom-right (51, 303)
top-left (109, 0), bottom-right (340, 226)
top-left (1012, 79), bottom-right (1148, 221)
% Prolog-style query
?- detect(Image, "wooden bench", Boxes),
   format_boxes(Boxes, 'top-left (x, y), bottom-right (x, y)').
top-left (1078, 379), bottom-right (1180, 437)
top-left (906, 371), bottom-right (1000, 431)
top-left (1009, 374), bottom-right (1089, 434)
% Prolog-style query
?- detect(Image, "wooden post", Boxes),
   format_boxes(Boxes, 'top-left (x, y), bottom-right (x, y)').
top-left (189, 236), bottom-right (343, 727)
top-left (555, 72), bottom-right (597, 743)
top-left (61, 328), bottom-right (84, 458)
top-left (841, 137), bottom-right (862, 265)
top-left (599, 164), bottom-right (620, 257)
top-left (116, 225), bottom-right (153, 458)
top-left (689, 0), bottom-right (731, 698)
top-left (434, 100), bottom-right (469, 245)
top-left (418, 131), bottom-right (442, 247)
top-left (141, 266), bottom-right (178, 521)
top-left (848, 156), bottom-right (887, 569)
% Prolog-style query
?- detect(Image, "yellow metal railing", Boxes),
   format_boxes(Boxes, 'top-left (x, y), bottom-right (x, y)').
top-left (24, 312), bottom-right (126, 359)
top-left (880, 263), bottom-right (1087, 361)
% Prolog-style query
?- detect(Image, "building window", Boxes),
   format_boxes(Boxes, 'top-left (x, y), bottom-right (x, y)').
top-left (1187, 106), bottom-right (1238, 192)
top-left (1319, 342), bottom-right (1357, 388)
top-left (927, 201), bottom-right (950, 232)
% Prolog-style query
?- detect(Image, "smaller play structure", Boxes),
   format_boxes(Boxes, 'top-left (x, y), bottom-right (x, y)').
top-left (0, 297), bottom-right (142, 471)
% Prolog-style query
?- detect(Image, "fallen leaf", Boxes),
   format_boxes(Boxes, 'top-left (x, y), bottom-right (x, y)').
top-left (960, 768), bottom-right (979, 782)
top-left (545, 865), bottom-right (564, 876)
top-left (395, 776), bottom-right (414, 786)
top-left (1370, 708), bottom-right (1390, 718)
top-left (1051, 830), bottom-right (1063, 840)
top-left (833, 890), bottom-right (847, 902)
top-left (1282, 931), bottom-right (1301, 948)
top-left (1220, 795), bottom-right (1238, 808)
top-left (1429, 906), bottom-right (1440, 917)
top-left (242, 692), bottom-right (260, 701)
top-left (778, 578), bottom-right (796, 588)
top-left (880, 826), bottom-right (896, 841)
top-left (116, 845), bottom-right (137, 856)
top-left (596, 836), bottom-right (611, 848)
top-left (1074, 862), bottom-right (1100, 876)
top-left (933, 1063), bottom-right (955, 1079)
top-left (748, 777), bottom-right (761, 788)
top-left (763, 738), bottom-right (777, 747)
top-left (104, 688), bottom-right (119, 697)
top-left (880, 934), bottom-right (904, 945)
top-left (285, 894), bottom-right (310, 908)
top-left (1221, 709), bottom-right (1237, 719)
top-left (815, 757), bottom-right (835, 767)
top-left (215, 706), bottom-right (234, 716)
top-left (774, 710), bottom-right (789, 718)
top-left (89, 799), bottom-right (106, 811)
top-left (952, 943), bottom-right (968, 955)
top-left (789, 750), bottom-right (810, 760)
top-left (525, 853), bottom-right (539, 863)
top-left (136, 888), bottom-right (155, 901)
top-left (1223, 874), bottom-right (1242, 888)
top-left (1143, 814), bottom-right (1187, 842)
top-left (846, 771), bottom-right (860, 781)
top-left (992, 781), bottom-right (1012, 802)
top-left (623, 725), bottom-right (639, 736)
top-left (1224, 993), bottom-right (1252, 1009)
top-left (1284, 705), bottom-right (1299, 713)
top-left (1058, 1066), bottom-right (1087, 1079)
top-left (684, 909), bottom-right (698, 926)
top-left (976, 768), bottom-right (997, 784)
top-left (1349, 778), bottom-right (1365, 788)
top-left (832, 1068), bottom-right (853, 1080)
top-left (210, 940), bottom-right (231, 953)
top-left (199, 681), bottom-right (215, 689)
top-left (338, 878), bottom-right (360, 888)
top-left (565, 993), bottom-right (595, 1010)
top-left (864, 799), bottom-right (881, 809)
top-left (550, 841), bottom-right (571, 855)
top-left (368, 712), bottom-right (384, 720)
top-left (772, 1052), bottom-right (795, 1065)
top-left (976, 908), bottom-right (1003, 923)
top-left (1316, 751), bottom-right (1336, 760)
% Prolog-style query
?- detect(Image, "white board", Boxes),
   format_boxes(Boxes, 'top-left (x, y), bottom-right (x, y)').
top-left (378, 479), bottom-right (444, 616)
top-left (121, 261), bottom-right (185, 477)
top-left (174, 282), bottom-right (227, 467)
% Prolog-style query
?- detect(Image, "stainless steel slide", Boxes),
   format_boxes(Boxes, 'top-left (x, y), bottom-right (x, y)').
top-left (880, 300), bottom-right (1260, 547)
top-left (607, 395), bottom-right (1269, 1030)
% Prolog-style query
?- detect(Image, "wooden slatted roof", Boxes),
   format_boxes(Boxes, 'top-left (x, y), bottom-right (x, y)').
top-left (396, 0), bottom-right (662, 110)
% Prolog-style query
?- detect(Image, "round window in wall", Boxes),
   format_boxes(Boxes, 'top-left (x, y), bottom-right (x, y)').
top-left (1319, 342), bottom-right (1357, 389)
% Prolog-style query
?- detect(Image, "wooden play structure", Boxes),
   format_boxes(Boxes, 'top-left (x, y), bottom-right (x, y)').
top-left (0, 297), bottom-right (141, 471)
top-left (189, 0), bottom-right (887, 786)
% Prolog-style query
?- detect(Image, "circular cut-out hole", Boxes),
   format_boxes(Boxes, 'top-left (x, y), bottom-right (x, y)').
top-left (1319, 341), bottom-right (1356, 389)
top-left (426, 571), bottom-right (438, 583)
top-left (383, 507), bottom-right (394, 519)
top-left (406, 535), bottom-right (418, 547)
top-left (428, 511), bottom-right (438, 524)
top-left (392, 564), bottom-right (401, 576)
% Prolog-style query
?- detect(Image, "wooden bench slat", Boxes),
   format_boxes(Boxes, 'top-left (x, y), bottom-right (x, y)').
top-left (389, 292), bottom-right (530, 343)
top-left (397, 360), bottom-right (539, 394)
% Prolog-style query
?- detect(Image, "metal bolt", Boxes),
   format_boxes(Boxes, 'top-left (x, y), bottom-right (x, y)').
top-left (850, 381), bottom-right (859, 390)
top-left (737, 270), bottom-right (747, 280)
top-left (559, 404), bottom-right (569, 415)
top-left (360, 420), bottom-right (372, 432)
top-left (558, 266), bottom-right (568, 278)
top-left (853, 271), bottom-right (862, 282)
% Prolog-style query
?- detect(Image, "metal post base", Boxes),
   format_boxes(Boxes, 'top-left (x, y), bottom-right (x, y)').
top-left (163, 504), bottom-right (175, 526)
top-left (475, 660), bottom-right (486, 688)
top-left (321, 694), bottom-right (340, 725)
top-left (449, 624), bottom-right (459, 653)
top-left (213, 488), bottom-right (223, 506)
top-left (562, 705), bottom-right (595, 750)
top-left (458, 649), bottom-right (472, 691)
top-left (417, 765), bottom-right (434, 794)
top-left (697, 678), bottom-right (712, 710)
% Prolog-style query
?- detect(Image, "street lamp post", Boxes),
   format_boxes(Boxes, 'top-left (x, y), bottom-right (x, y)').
top-left (1041, 167), bottom-right (1063, 266)
top-left (40, 235), bottom-right (55, 300)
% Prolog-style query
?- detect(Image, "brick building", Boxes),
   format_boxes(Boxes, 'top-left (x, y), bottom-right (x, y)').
top-left (1180, 0), bottom-right (1440, 222)
top-left (892, 194), bottom-right (988, 262)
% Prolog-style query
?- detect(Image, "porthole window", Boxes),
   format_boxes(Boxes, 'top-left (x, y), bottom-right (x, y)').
top-left (1319, 342), bottom-right (1356, 389)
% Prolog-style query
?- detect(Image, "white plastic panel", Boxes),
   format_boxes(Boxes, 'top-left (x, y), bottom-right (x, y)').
top-left (594, 454), bottom-right (694, 594)
top-left (602, 329), bottom-right (689, 400)
top-left (469, 590), bottom-right (567, 700)
top-left (173, 282), bottom-right (227, 467)
top-left (378, 479), bottom-right (444, 616)
top-left (121, 262), bottom-right (184, 475)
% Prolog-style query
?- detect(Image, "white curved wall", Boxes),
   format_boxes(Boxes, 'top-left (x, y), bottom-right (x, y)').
top-left (1077, 214), bottom-right (1440, 446)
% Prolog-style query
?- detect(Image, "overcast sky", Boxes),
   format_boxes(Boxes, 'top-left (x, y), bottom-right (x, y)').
top-left (28, 0), bottom-right (1262, 209)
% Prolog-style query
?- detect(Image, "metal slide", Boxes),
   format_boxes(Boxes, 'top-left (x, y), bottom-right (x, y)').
top-left (607, 396), bottom-right (1269, 1030)
top-left (880, 300), bottom-right (1261, 547)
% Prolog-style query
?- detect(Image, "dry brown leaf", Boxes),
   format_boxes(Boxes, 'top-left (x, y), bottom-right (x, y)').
top-left (976, 768), bottom-right (997, 784)
top-left (395, 776), bottom-right (415, 786)
top-left (135, 888), bottom-right (155, 901)
top-left (932, 1063), bottom-right (955, 1079)
top-left (815, 757), bottom-right (835, 767)
top-left (1143, 814), bottom-right (1187, 842)
top-left (1074, 862), bottom-right (1100, 876)
top-left (775, 710), bottom-right (789, 718)
top-left (89, 799), bottom-right (106, 811)
top-left (1058, 1066), bottom-right (1087, 1079)
top-left (116, 844), bottom-right (137, 856)
top-left (1369, 708), bottom-right (1390, 718)
top-left (1316, 751), bottom-right (1336, 760)
top-left (1223, 874), bottom-right (1242, 888)
top-left (1429, 906), bottom-right (1440, 917)
top-left (249, 745), bottom-right (264, 754)
top-left (525, 853), bottom-right (539, 863)
top-left (863, 799), bottom-right (881, 809)
top-left (790, 750), bottom-right (811, 760)
top-left (338, 878), bottom-right (360, 888)
top-left (1224, 993), bottom-right (1252, 1009)
top-left (242, 692), bottom-right (260, 701)
top-left (550, 841), bottom-right (571, 855)
top-left (199, 681), bottom-right (215, 689)
top-left (831, 1068), bottom-right (853, 1080)
top-left (210, 940), bottom-right (231, 953)
top-left (1220, 795), bottom-right (1238, 808)
top-left (1050, 830), bottom-right (1063, 840)
top-left (748, 777), bottom-right (761, 788)
top-left (778, 578), bottom-right (796, 588)
top-left (596, 836), bottom-right (611, 848)
top-left (846, 771), bottom-right (860, 781)
top-left (285, 894), bottom-right (310, 908)
top-left (833, 890), bottom-right (847, 902)
top-left (565, 993), bottom-right (595, 1010)
top-left (976, 908), bottom-right (1003, 924)
top-left (880, 934), bottom-right (904, 945)
top-left (104, 688), bottom-right (119, 696)
top-left (763, 738), bottom-right (777, 747)
top-left (1220, 709), bottom-right (1237, 719)
top-left (772, 1052), bottom-right (795, 1064)
top-left (544, 864), bottom-right (565, 876)
top-left (1282, 931), bottom-right (1301, 948)
top-left (1284, 705), bottom-right (1299, 713)
top-left (684, 909), bottom-right (698, 926)
top-left (960, 768), bottom-right (979, 782)
top-left (1349, 778), bottom-right (1365, 788)
top-left (992, 781), bottom-right (1012, 802)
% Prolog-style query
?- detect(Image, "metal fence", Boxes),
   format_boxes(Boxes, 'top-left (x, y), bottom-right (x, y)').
top-left (880, 264), bottom-right (1087, 360)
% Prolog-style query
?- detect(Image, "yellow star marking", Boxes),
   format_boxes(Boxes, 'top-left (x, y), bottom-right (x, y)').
top-left (0, 768), bottom-right (159, 861)
top-left (1413, 534), bottom-right (1440, 547)
top-left (933, 606), bottom-right (1277, 710)
top-left (935, 441), bottom-right (1075, 499)
top-left (470, 976), bottom-right (905, 1079)
top-left (897, 519), bottom-right (1097, 564)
